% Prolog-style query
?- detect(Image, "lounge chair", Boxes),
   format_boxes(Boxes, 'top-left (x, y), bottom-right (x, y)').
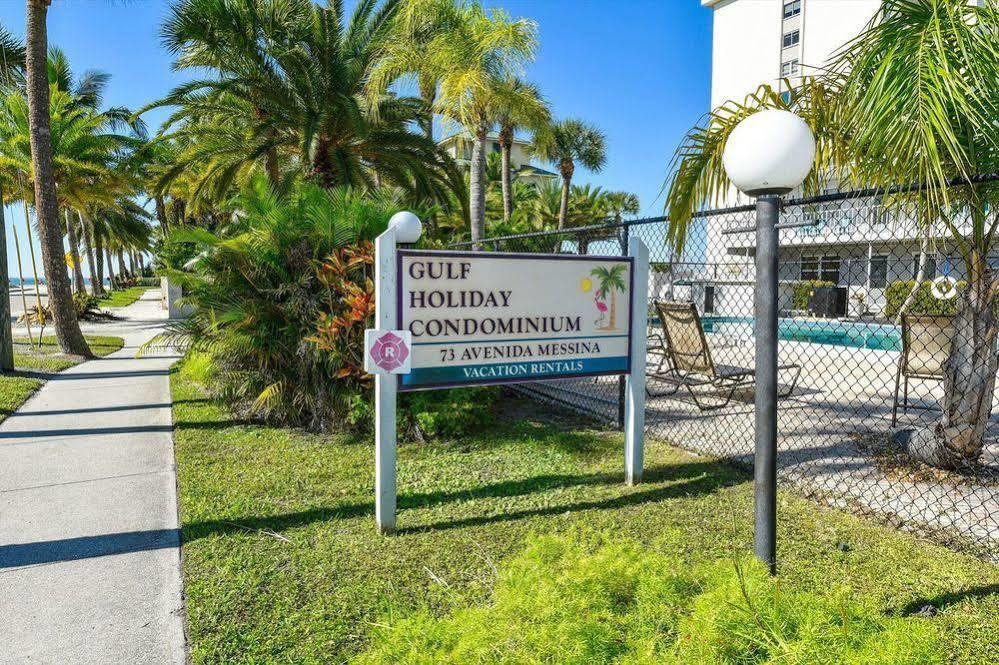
top-left (891, 314), bottom-right (953, 427)
top-left (648, 301), bottom-right (801, 411)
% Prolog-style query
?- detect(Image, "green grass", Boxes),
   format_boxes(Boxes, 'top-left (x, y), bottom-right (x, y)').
top-left (172, 366), bottom-right (999, 664)
top-left (96, 286), bottom-right (154, 308)
top-left (1, 335), bottom-right (124, 420)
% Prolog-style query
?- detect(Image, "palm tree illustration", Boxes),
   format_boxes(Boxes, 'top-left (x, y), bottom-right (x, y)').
top-left (590, 265), bottom-right (627, 330)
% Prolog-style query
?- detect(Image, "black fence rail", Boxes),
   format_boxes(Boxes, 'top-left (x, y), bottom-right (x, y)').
top-left (450, 176), bottom-right (999, 560)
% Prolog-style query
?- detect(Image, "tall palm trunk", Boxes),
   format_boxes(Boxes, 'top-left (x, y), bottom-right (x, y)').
top-left (117, 250), bottom-right (127, 280)
top-left (557, 158), bottom-right (574, 230)
top-left (498, 124), bottom-right (514, 224)
top-left (94, 229), bottom-right (105, 295)
top-left (64, 208), bottom-right (85, 293)
top-left (79, 211), bottom-right (101, 296)
top-left (0, 185), bottom-right (14, 370)
top-left (265, 144), bottom-right (280, 186)
top-left (907, 251), bottom-right (998, 469)
top-left (105, 246), bottom-right (116, 289)
top-left (419, 78), bottom-right (436, 141)
top-left (25, 0), bottom-right (90, 356)
top-left (469, 122), bottom-right (488, 246)
top-left (154, 195), bottom-right (169, 237)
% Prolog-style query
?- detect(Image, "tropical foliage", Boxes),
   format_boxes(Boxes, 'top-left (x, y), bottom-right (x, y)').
top-left (148, 0), bottom-right (465, 211)
top-left (152, 177), bottom-right (400, 429)
top-left (0, 43), bottom-right (150, 326)
top-left (5, 0), bottom-right (630, 427)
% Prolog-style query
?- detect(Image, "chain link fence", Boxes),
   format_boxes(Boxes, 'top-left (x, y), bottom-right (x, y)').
top-left (451, 176), bottom-right (999, 559)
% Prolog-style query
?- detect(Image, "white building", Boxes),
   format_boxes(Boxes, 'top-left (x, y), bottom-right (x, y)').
top-left (697, 1), bottom-right (974, 319)
top-left (438, 132), bottom-right (558, 188)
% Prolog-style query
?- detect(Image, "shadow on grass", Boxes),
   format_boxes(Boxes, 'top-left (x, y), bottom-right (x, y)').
top-left (175, 419), bottom-right (259, 430)
top-left (181, 459), bottom-right (746, 543)
top-left (899, 583), bottom-right (999, 615)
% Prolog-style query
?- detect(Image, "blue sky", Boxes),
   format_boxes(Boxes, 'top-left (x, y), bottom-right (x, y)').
top-left (0, 0), bottom-right (712, 279)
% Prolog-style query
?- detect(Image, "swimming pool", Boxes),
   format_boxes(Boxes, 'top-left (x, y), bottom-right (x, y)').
top-left (700, 316), bottom-right (901, 351)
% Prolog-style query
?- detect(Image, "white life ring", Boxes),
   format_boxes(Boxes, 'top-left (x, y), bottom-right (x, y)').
top-left (930, 275), bottom-right (958, 300)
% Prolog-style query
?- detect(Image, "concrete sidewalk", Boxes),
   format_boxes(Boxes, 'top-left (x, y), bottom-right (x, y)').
top-left (1, 291), bottom-right (186, 664)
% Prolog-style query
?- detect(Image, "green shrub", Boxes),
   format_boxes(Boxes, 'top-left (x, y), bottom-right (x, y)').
top-left (357, 532), bottom-right (943, 664)
top-left (884, 280), bottom-right (964, 320)
top-left (344, 387), bottom-right (499, 441)
top-left (790, 280), bottom-right (835, 310)
top-left (155, 176), bottom-right (411, 430)
top-left (402, 387), bottom-right (499, 440)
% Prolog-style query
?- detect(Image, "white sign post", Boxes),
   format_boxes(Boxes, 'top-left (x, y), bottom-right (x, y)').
top-left (368, 213), bottom-right (649, 533)
top-left (625, 237), bottom-right (649, 485)
top-left (373, 226), bottom-right (399, 534)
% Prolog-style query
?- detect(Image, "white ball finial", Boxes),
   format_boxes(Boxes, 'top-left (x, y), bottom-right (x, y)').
top-left (388, 211), bottom-right (422, 244)
top-left (722, 109), bottom-right (816, 196)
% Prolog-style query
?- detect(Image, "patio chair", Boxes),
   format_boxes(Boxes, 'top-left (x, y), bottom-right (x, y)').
top-left (891, 314), bottom-right (953, 427)
top-left (648, 301), bottom-right (801, 411)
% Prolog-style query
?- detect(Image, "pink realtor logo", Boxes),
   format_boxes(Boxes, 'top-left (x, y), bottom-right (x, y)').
top-left (364, 330), bottom-right (412, 375)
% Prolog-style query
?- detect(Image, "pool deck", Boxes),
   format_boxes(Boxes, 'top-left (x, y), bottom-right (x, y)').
top-left (524, 329), bottom-right (999, 556)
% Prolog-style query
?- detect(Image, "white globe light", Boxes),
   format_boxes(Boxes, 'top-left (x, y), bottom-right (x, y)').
top-left (388, 211), bottom-right (422, 244)
top-left (722, 110), bottom-right (816, 196)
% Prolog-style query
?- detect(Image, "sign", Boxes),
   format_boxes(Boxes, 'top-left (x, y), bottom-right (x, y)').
top-left (367, 216), bottom-right (649, 534)
top-left (396, 250), bottom-right (633, 391)
top-left (364, 330), bottom-right (412, 374)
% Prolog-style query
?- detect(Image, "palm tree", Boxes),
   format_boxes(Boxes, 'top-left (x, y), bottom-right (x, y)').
top-left (663, 1), bottom-right (999, 469)
top-left (431, 2), bottom-right (538, 244)
top-left (605, 191), bottom-right (639, 224)
top-left (150, 0), bottom-right (463, 211)
top-left (490, 77), bottom-right (549, 223)
top-left (24, 0), bottom-right (90, 355)
top-left (366, 0), bottom-right (462, 141)
top-left (534, 118), bottom-right (607, 231)
top-left (590, 264), bottom-right (627, 331)
top-left (0, 82), bottom-right (142, 292)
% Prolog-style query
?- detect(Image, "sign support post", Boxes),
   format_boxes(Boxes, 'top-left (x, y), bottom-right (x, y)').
top-left (625, 237), bottom-right (648, 485)
top-left (374, 227), bottom-right (398, 534)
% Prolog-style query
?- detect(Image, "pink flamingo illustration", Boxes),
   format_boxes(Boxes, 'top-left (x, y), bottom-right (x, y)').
top-left (594, 291), bottom-right (608, 327)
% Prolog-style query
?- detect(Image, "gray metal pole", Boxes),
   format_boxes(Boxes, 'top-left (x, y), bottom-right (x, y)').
top-left (754, 195), bottom-right (779, 574)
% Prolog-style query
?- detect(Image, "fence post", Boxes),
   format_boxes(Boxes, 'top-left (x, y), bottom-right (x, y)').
top-left (754, 195), bottom-right (780, 575)
top-left (618, 225), bottom-right (629, 430)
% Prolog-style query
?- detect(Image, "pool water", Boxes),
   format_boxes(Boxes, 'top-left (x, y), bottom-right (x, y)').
top-left (700, 316), bottom-right (901, 351)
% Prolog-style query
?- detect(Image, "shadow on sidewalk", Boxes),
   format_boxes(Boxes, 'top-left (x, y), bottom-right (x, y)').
top-left (0, 529), bottom-right (179, 569)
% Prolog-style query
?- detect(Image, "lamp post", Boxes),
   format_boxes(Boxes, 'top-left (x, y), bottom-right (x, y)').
top-left (721, 110), bottom-right (815, 574)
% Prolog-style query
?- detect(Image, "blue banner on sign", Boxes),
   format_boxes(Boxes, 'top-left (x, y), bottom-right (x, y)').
top-left (400, 356), bottom-right (629, 390)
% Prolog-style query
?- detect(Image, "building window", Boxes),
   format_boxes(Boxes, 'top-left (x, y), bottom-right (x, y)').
top-left (869, 255), bottom-right (888, 288)
top-left (912, 254), bottom-right (937, 280)
top-left (782, 30), bottom-right (800, 49)
top-left (783, 1), bottom-right (801, 20)
top-left (801, 256), bottom-right (841, 283)
top-left (801, 257), bottom-right (819, 281)
top-left (820, 256), bottom-right (840, 284)
top-left (781, 59), bottom-right (800, 77)
top-left (491, 142), bottom-right (502, 154)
